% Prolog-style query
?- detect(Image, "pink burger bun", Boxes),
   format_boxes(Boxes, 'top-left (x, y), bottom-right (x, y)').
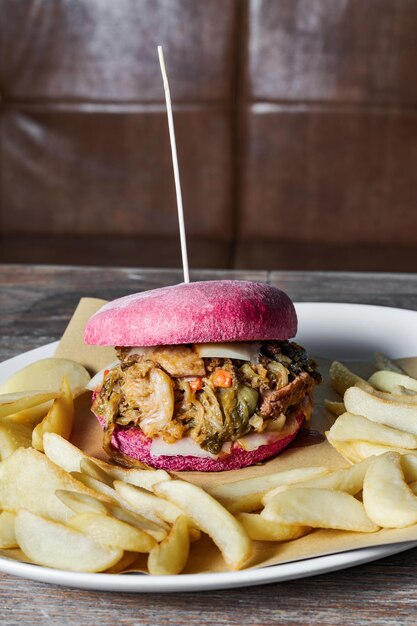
top-left (84, 280), bottom-right (297, 347)
top-left (85, 280), bottom-right (315, 472)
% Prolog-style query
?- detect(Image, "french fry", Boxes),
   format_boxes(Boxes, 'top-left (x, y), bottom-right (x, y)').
top-left (237, 513), bottom-right (310, 541)
top-left (324, 399), bottom-right (346, 416)
top-left (368, 371), bottom-right (417, 395)
top-left (56, 489), bottom-right (168, 542)
top-left (326, 434), bottom-right (413, 464)
top-left (209, 466), bottom-right (329, 513)
top-left (114, 480), bottom-right (183, 524)
top-left (374, 353), bottom-right (407, 375)
top-left (0, 448), bottom-right (111, 523)
top-left (32, 378), bottom-right (74, 452)
top-left (0, 357), bottom-right (91, 397)
top-left (67, 512), bottom-right (156, 553)
top-left (43, 433), bottom-right (169, 488)
top-left (0, 421), bottom-right (33, 460)
top-left (344, 386), bottom-right (417, 434)
top-left (3, 404), bottom-right (49, 427)
top-left (56, 490), bottom-right (110, 515)
top-left (0, 511), bottom-right (17, 549)
top-left (80, 458), bottom-right (114, 487)
top-left (263, 457), bottom-right (373, 503)
top-left (363, 452), bottom-right (417, 527)
top-left (147, 515), bottom-right (190, 576)
top-left (329, 361), bottom-right (372, 396)
top-left (328, 413), bottom-right (417, 449)
top-left (262, 488), bottom-right (379, 532)
top-left (0, 391), bottom-right (58, 420)
top-left (15, 510), bottom-right (122, 572)
top-left (154, 480), bottom-right (252, 570)
top-left (43, 432), bottom-right (88, 472)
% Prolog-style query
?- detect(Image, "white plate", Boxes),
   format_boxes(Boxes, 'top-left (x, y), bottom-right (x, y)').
top-left (1, 302), bottom-right (417, 592)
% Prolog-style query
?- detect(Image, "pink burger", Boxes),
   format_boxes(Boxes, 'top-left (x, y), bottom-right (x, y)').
top-left (84, 280), bottom-right (321, 472)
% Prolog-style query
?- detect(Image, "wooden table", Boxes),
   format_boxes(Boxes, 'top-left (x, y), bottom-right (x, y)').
top-left (1, 265), bottom-right (417, 626)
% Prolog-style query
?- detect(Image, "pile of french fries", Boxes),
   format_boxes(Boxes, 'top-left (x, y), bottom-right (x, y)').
top-left (1, 356), bottom-right (417, 575)
top-left (326, 355), bottom-right (417, 463)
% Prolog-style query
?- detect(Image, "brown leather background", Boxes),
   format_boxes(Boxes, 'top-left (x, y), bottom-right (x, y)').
top-left (1, 0), bottom-right (416, 270)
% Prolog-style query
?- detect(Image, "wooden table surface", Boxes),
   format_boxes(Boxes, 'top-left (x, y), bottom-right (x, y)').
top-left (1, 265), bottom-right (417, 626)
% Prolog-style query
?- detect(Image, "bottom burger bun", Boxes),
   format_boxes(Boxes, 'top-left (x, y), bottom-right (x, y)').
top-left (93, 410), bottom-right (306, 472)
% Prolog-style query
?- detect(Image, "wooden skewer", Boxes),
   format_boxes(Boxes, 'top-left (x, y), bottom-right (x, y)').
top-left (158, 45), bottom-right (190, 284)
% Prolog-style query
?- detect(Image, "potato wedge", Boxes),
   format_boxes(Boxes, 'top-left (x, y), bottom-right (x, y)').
top-left (262, 488), bottom-right (378, 532)
top-left (237, 513), bottom-right (310, 542)
top-left (15, 510), bottom-right (122, 572)
top-left (0, 391), bottom-right (58, 419)
top-left (3, 404), bottom-right (49, 427)
top-left (374, 353), bottom-right (407, 375)
top-left (0, 448), bottom-right (110, 523)
top-left (327, 434), bottom-right (413, 464)
top-left (363, 452), bottom-right (417, 527)
top-left (67, 512), bottom-right (156, 553)
top-left (209, 466), bottom-right (329, 513)
top-left (344, 386), bottom-right (417, 433)
top-left (147, 515), bottom-right (190, 576)
top-left (0, 358), bottom-right (90, 397)
top-left (80, 458), bottom-right (114, 487)
top-left (368, 371), bottom-right (417, 395)
top-left (329, 361), bottom-right (372, 396)
top-left (263, 457), bottom-right (372, 502)
top-left (32, 378), bottom-right (74, 452)
top-left (0, 421), bottom-right (33, 460)
top-left (43, 432), bottom-right (88, 473)
top-left (154, 480), bottom-right (252, 570)
top-left (0, 511), bottom-right (17, 549)
top-left (114, 480), bottom-right (183, 524)
top-left (43, 433), bottom-right (169, 488)
top-left (328, 413), bottom-right (417, 449)
top-left (324, 400), bottom-right (346, 417)
top-left (55, 490), bottom-right (110, 516)
top-left (55, 489), bottom-right (167, 542)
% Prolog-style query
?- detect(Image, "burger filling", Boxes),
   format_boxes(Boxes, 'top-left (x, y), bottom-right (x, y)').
top-left (92, 341), bottom-right (321, 456)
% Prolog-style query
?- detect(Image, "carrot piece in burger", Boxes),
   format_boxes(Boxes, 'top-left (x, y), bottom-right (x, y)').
top-left (212, 369), bottom-right (233, 388)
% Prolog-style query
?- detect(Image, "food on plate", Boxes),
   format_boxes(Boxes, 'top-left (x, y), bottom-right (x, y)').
top-left (0, 420), bottom-right (33, 460)
top-left (208, 465), bottom-right (329, 513)
top-left (262, 487), bottom-right (379, 532)
top-left (0, 391), bottom-right (59, 420)
top-left (84, 280), bottom-right (321, 471)
top-left (236, 513), bottom-right (310, 541)
top-left (154, 479), bottom-right (253, 570)
top-left (0, 358), bottom-right (90, 397)
top-left (326, 358), bottom-right (417, 463)
top-left (32, 378), bottom-right (74, 452)
top-left (262, 457), bottom-right (373, 502)
top-left (368, 370), bottom-right (417, 395)
top-left (0, 511), bottom-right (17, 549)
top-left (363, 452), bottom-right (417, 528)
top-left (328, 413), bottom-right (417, 449)
top-left (329, 361), bottom-right (371, 396)
top-left (43, 433), bottom-right (169, 486)
top-left (67, 512), bottom-right (157, 553)
top-left (3, 430), bottom-right (417, 573)
top-left (147, 515), bottom-right (190, 575)
top-left (0, 447), bottom-right (111, 523)
top-left (15, 510), bottom-right (123, 572)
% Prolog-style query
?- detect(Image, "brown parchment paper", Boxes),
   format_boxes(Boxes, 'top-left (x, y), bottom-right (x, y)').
top-left (55, 298), bottom-right (417, 574)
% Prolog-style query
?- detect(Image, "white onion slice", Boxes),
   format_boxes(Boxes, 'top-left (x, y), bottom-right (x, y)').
top-left (86, 360), bottom-right (120, 391)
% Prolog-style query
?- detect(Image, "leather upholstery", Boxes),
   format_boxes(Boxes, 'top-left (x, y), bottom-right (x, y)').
top-left (1, 0), bottom-right (416, 270)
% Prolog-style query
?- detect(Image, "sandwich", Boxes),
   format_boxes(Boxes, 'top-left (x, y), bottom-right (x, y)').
top-left (84, 280), bottom-right (321, 471)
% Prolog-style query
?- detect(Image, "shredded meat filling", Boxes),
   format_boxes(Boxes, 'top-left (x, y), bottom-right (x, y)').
top-left (93, 340), bottom-right (321, 455)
